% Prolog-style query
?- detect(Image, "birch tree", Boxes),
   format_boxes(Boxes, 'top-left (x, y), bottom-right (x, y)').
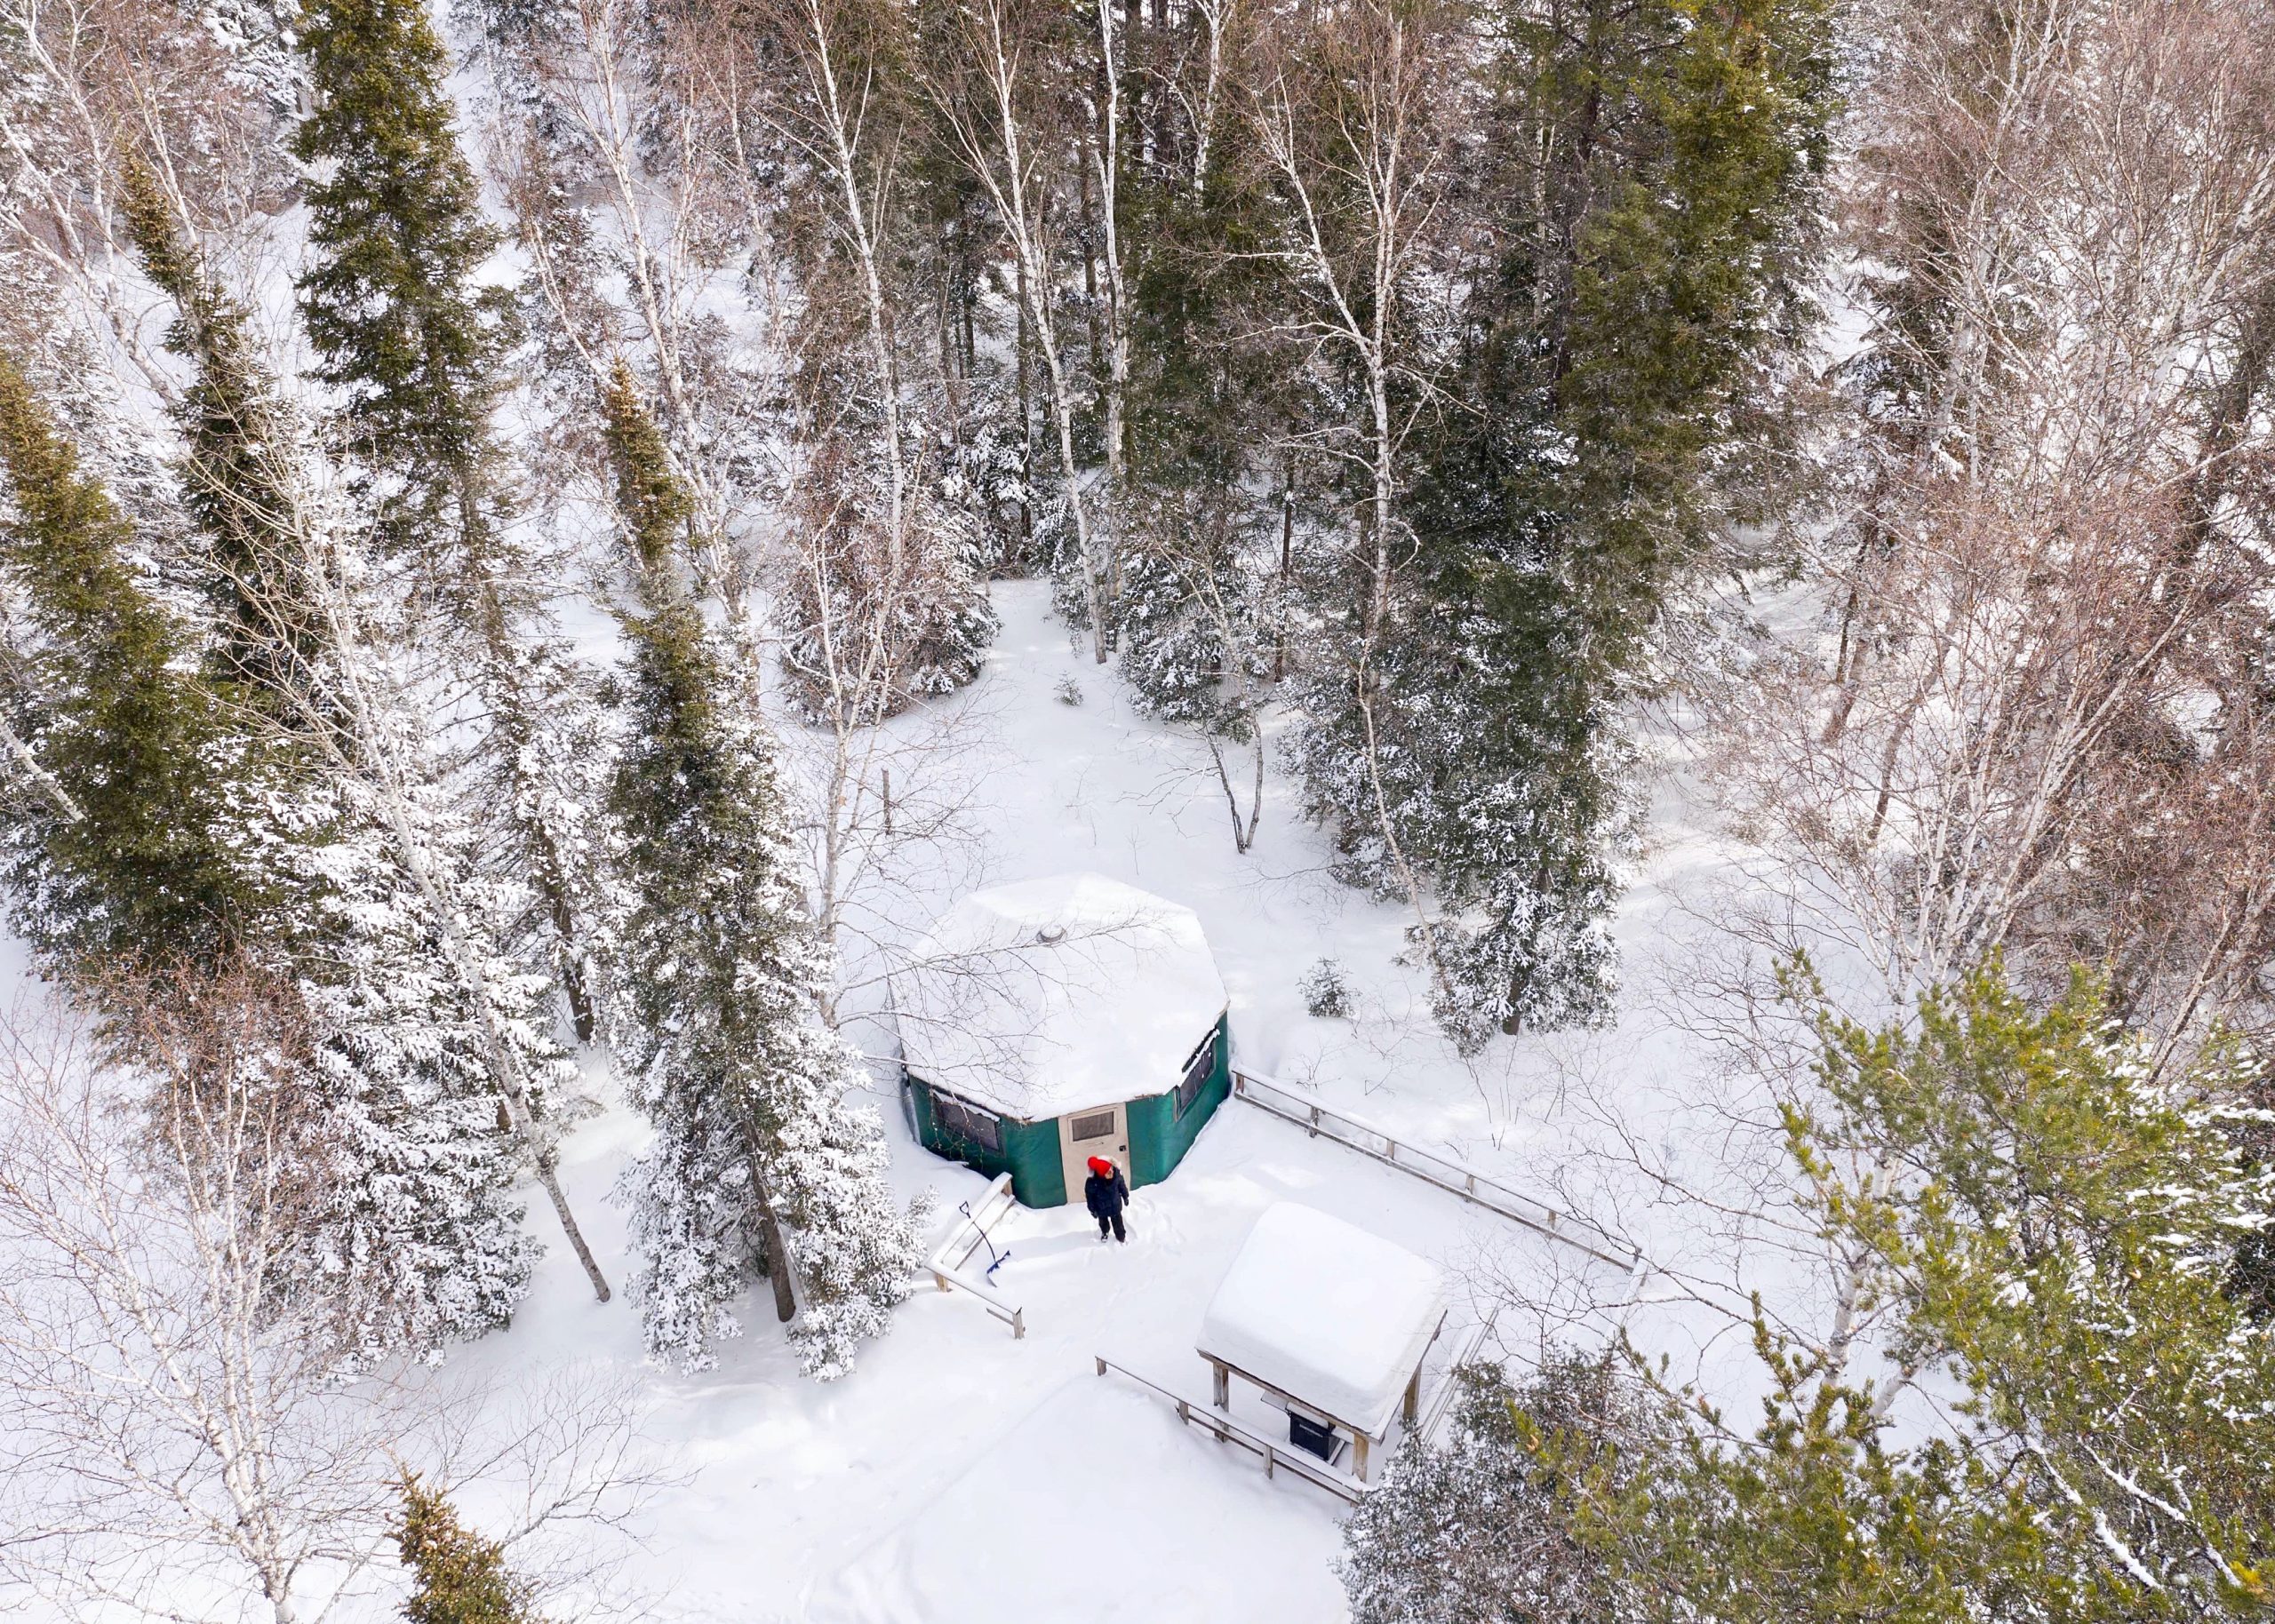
top-left (0, 973), bottom-right (659, 1623)
top-left (1255, 0), bottom-right (1465, 994)
top-left (0, 973), bottom-right (419, 1624)
top-left (1716, 0), bottom-right (2275, 1067)
top-left (923, 0), bottom-right (1113, 658)
top-left (94, 188), bottom-right (605, 1317)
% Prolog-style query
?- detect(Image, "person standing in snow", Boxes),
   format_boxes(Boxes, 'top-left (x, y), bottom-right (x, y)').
top-left (1084, 1156), bottom-right (1130, 1243)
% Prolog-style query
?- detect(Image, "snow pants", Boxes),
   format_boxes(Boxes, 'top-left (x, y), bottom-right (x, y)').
top-left (1097, 1209), bottom-right (1126, 1242)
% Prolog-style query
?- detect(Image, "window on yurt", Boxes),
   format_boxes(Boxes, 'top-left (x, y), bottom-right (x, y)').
top-left (935, 1092), bottom-right (1002, 1154)
top-left (1069, 1108), bottom-right (1117, 1142)
top-left (1174, 1031), bottom-right (1217, 1119)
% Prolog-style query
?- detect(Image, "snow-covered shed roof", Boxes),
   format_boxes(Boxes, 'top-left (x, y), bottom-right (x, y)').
top-left (1196, 1204), bottom-right (1448, 1439)
top-left (893, 873), bottom-right (1228, 1120)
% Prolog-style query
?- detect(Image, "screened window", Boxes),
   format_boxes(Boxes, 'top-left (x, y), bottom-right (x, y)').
top-left (1069, 1109), bottom-right (1117, 1142)
top-left (1175, 1031), bottom-right (1218, 1119)
top-left (933, 1091), bottom-right (1002, 1154)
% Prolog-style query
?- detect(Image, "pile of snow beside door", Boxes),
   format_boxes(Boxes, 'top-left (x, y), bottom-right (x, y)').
top-left (1196, 1203), bottom-right (1447, 1439)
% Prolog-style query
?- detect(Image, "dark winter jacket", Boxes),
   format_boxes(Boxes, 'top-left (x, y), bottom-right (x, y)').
top-left (1083, 1166), bottom-right (1130, 1220)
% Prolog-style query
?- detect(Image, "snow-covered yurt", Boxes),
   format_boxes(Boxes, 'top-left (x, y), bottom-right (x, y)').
top-left (894, 873), bottom-right (1232, 1208)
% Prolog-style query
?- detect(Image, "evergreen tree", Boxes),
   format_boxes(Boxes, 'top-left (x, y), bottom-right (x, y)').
top-left (1779, 962), bottom-right (2275, 1612)
top-left (1351, 966), bottom-right (2275, 1622)
top-left (118, 161), bottom-right (330, 721)
top-left (601, 364), bottom-right (921, 1377)
top-left (285, 11), bottom-right (615, 1039)
top-left (0, 350), bottom-right (267, 967)
top-left (1341, 1355), bottom-right (1659, 1624)
top-left (271, 763), bottom-right (544, 1357)
top-left (396, 1473), bottom-right (542, 1624)
top-left (1294, 0), bottom-right (1838, 1047)
top-left (1110, 149), bottom-right (1297, 853)
top-left (292, 0), bottom-right (507, 554)
top-left (116, 182), bottom-right (561, 1345)
top-left (0, 346), bottom-right (532, 1356)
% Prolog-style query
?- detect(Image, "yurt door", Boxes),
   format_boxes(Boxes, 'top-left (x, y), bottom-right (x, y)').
top-left (1059, 1103), bottom-right (1129, 1202)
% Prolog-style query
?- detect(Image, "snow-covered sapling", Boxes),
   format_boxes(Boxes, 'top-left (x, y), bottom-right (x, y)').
top-left (1300, 957), bottom-right (1351, 1019)
top-left (1054, 673), bottom-right (1084, 707)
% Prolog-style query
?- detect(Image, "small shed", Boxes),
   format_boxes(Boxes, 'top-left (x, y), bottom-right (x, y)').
top-left (1196, 1204), bottom-right (1448, 1482)
top-left (895, 873), bottom-right (1232, 1208)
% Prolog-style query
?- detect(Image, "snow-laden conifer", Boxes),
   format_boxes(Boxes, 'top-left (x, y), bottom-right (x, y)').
top-left (284, 0), bottom-right (619, 1042)
top-left (0, 348), bottom-right (266, 967)
top-left (269, 773), bottom-right (542, 1357)
top-left (0, 346), bottom-right (539, 1356)
top-left (128, 176), bottom-right (625, 1325)
top-left (602, 364), bottom-right (921, 1377)
top-left (292, 0), bottom-right (507, 556)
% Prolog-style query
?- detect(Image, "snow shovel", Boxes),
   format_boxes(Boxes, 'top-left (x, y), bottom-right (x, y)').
top-left (959, 1198), bottom-right (1011, 1279)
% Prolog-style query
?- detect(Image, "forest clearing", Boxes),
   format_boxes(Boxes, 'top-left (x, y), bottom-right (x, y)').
top-left (1, 0), bottom-right (2271, 1618)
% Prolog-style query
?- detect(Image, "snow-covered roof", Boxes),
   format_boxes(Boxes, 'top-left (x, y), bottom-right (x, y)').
top-left (1196, 1204), bottom-right (1447, 1439)
top-left (893, 873), bottom-right (1228, 1120)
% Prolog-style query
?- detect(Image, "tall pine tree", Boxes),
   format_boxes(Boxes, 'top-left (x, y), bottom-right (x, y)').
top-left (0, 350), bottom-right (270, 968)
top-left (0, 342), bottom-right (535, 1357)
top-left (601, 363), bottom-right (921, 1377)
top-left (118, 161), bottom-right (331, 723)
top-left (1293, 0), bottom-right (1839, 1047)
top-left (292, 0), bottom-right (505, 554)
top-left (290, 3), bottom-right (614, 1043)
top-left (115, 180), bottom-right (579, 1346)
top-left (1347, 966), bottom-right (2275, 1622)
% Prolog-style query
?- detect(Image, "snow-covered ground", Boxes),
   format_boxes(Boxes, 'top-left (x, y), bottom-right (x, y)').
top-left (446, 582), bottom-right (1792, 1620)
top-left (0, 580), bottom-right (1824, 1620)
top-left (472, 1073), bottom-right (1621, 1622)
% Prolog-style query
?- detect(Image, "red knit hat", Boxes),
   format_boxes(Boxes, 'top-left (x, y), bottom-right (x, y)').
top-left (1088, 1156), bottom-right (1114, 1177)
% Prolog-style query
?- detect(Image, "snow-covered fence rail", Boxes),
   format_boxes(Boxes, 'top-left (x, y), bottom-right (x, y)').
top-left (1092, 1356), bottom-right (1364, 1506)
top-left (1228, 1069), bottom-right (1643, 1275)
top-left (924, 1173), bottom-right (1026, 1339)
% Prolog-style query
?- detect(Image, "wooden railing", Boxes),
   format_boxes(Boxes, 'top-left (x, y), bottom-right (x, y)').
top-left (1230, 1068), bottom-right (1646, 1277)
top-left (923, 1173), bottom-right (1026, 1338)
top-left (1410, 1305), bottom-right (1501, 1448)
top-left (1093, 1356), bottom-right (1363, 1505)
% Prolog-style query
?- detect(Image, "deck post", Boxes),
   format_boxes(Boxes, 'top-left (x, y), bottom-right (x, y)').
top-left (1402, 1366), bottom-right (1421, 1426)
top-left (1265, 1444), bottom-right (1275, 1480)
top-left (1095, 1355), bottom-right (1106, 1376)
top-left (1212, 1360), bottom-right (1230, 1409)
top-left (1353, 1431), bottom-right (1371, 1484)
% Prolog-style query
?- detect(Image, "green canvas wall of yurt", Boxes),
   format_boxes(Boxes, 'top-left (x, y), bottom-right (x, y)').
top-left (895, 875), bottom-right (1233, 1208)
top-left (905, 1079), bottom-right (1072, 1206)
